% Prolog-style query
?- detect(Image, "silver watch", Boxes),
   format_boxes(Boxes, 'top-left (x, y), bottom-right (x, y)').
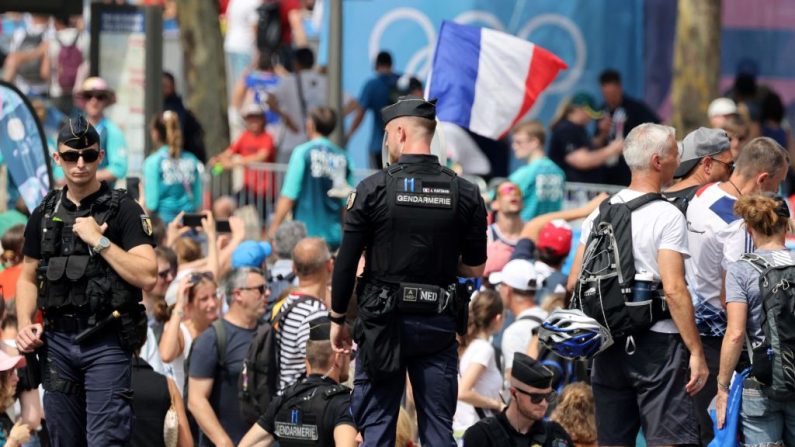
top-left (93, 236), bottom-right (110, 254)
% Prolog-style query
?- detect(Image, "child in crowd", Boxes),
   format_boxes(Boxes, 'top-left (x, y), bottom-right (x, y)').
top-left (551, 382), bottom-right (598, 447)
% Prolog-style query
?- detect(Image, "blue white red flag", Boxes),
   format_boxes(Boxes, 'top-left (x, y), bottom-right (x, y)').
top-left (427, 21), bottom-right (567, 140)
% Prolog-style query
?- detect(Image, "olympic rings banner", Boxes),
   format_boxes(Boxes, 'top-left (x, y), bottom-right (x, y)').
top-left (323, 0), bottom-right (645, 168)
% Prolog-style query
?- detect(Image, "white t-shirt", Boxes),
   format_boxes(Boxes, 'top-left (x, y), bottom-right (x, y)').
top-left (579, 189), bottom-right (690, 333)
top-left (272, 70), bottom-right (328, 161)
top-left (685, 182), bottom-right (750, 336)
top-left (500, 306), bottom-right (548, 372)
top-left (224, 0), bottom-right (260, 53)
top-left (453, 339), bottom-right (503, 432)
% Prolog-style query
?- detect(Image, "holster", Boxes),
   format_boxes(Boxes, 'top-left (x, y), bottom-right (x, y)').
top-left (117, 304), bottom-right (147, 352)
top-left (452, 281), bottom-right (475, 336)
top-left (352, 281), bottom-right (402, 383)
top-left (17, 352), bottom-right (42, 392)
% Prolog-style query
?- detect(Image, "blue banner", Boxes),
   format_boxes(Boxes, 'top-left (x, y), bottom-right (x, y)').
top-left (324, 0), bottom-right (645, 169)
top-left (0, 81), bottom-right (52, 211)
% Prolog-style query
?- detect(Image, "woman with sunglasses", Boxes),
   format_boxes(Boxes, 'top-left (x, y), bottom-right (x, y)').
top-left (143, 111), bottom-right (203, 223)
top-left (462, 353), bottom-right (574, 446)
top-left (159, 272), bottom-right (219, 395)
top-left (716, 193), bottom-right (795, 445)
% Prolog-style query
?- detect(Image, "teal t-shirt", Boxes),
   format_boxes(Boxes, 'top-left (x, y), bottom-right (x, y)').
top-left (281, 137), bottom-right (353, 248)
top-left (509, 156), bottom-right (565, 221)
top-left (52, 117), bottom-right (128, 185)
top-left (143, 146), bottom-right (203, 222)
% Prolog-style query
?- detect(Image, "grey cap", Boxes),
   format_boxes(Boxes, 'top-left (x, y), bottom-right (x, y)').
top-left (674, 127), bottom-right (731, 178)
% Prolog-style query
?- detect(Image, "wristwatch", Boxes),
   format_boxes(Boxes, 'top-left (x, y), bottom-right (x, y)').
top-left (328, 312), bottom-right (346, 325)
top-left (93, 236), bottom-right (111, 254)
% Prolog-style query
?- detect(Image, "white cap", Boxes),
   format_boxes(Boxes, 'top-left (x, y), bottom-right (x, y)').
top-left (707, 98), bottom-right (737, 118)
top-left (488, 259), bottom-right (537, 292)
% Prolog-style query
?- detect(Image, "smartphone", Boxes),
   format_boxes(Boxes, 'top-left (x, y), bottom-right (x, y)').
top-left (183, 213), bottom-right (232, 233)
top-left (126, 177), bottom-right (140, 201)
top-left (182, 213), bottom-right (204, 228)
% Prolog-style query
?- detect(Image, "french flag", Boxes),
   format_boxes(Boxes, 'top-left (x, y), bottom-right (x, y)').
top-left (427, 21), bottom-right (567, 140)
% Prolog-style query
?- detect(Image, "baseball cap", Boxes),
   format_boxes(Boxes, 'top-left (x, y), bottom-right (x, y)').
top-left (674, 127), bottom-right (731, 178)
top-left (707, 98), bottom-right (738, 118)
top-left (537, 219), bottom-right (573, 257)
top-left (231, 241), bottom-right (272, 268)
top-left (241, 102), bottom-right (265, 118)
top-left (0, 350), bottom-right (25, 372)
top-left (570, 92), bottom-right (603, 119)
top-left (489, 259), bottom-right (537, 292)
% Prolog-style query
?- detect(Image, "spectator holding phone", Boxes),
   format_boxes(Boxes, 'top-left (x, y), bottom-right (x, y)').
top-left (143, 111), bottom-right (204, 223)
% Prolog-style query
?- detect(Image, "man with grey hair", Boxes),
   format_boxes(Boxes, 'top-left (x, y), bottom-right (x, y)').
top-left (569, 123), bottom-right (708, 446)
top-left (269, 221), bottom-right (308, 302)
top-left (188, 267), bottom-right (269, 446)
top-left (683, 136), bottom-right (788, 444)
top-left (665, 127), bottom-right (734, 210)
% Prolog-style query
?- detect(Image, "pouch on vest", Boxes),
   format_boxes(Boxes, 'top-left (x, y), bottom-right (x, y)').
top-left (352, 282), bottom-right (401, 382)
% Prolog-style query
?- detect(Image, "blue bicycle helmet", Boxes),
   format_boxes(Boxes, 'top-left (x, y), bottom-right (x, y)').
top-left (538, 309), bottom-right (613, 359)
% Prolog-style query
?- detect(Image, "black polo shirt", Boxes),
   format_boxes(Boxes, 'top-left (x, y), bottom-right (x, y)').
top-left (462, 410), bottom-right (575, 447)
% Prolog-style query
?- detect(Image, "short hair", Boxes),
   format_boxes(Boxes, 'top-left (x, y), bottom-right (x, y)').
top-left (150, 214), bottom-right (166, 246)
top-left (622, 123), bottom-right (676, 171)
top-left (309, 107), bottom-right (337, 136)
top-left (162, 71), bottom-right (175, 86)
top-left (599, 69), bottom-right (621, 85)
top-left (375, 51), bottom-right (393, 68)
top-left (512, 120), bottom-right (546, 146)
top-left (293, 47), bottom-right (315, 69)
top-left (403, 116), bottom-right (436, 138)
top-left (293, 238), bottom-right (331, 277)
top-left (222, 267), bottom-right (264, 304)
top-left (305, 340), bottom-right (333, 370)
top-left (274, 221), bottom-right (308, 259)
top-left (734, 137), bottom-right (789, 179)
top-left (1, 225), bottom-right (25, 256)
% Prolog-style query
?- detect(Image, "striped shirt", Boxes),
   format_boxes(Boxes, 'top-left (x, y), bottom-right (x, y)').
top-left (276, 293), bottom-right (327, 392)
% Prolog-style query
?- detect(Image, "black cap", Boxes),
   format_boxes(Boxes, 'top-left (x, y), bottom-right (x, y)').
top-left (57, 115), bottom-right (101, 149)
top-left (512, 353), bottom-right (554, 389)
top-left (308, 317), bottom-right (331, 341)
top-left (380, 96), bottom-right (437, 126)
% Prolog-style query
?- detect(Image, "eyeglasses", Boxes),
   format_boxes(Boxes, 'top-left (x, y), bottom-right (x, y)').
top-left (709, 157), bottom-right (735, 174)
top-left (83, 92), bottom-right (109, 101)
top-left (59, 149), bottom-right (100, 163)
top-left (157, 268), bottom-right (173, 279)
top-left (238, 284), bottom-right (268, 295)
top-left (513, 388), bottom-right (556, 404)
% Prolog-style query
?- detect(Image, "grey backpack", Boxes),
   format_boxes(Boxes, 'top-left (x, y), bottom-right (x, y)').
top-left (742, 253), bottom-right (795, 400)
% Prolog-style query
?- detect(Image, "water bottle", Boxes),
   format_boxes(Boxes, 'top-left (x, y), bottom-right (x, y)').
top-left (632, 270), bottom-right (655, 302)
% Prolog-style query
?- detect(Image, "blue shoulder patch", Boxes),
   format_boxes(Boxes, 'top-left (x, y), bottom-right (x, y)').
top-left (709, 196), bottom-right (739, 225)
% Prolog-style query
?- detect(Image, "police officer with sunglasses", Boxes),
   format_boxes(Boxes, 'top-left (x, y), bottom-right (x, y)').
top-left (16, 116), bottom-right (157, 446)
top-left (463, 353), bottom-right (575, 446)
top-left (329, 96), bottom-right (488, 446)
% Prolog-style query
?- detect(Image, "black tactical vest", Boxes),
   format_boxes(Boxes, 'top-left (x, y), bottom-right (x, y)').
top-left (37, 188), bottom-right (142, 319)
top-left (272, 379), bottom-right (350, 446)
top-left (377, 162), bottom-right (461, 286)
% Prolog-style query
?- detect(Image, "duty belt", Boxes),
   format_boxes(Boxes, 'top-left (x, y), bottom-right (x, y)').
top-left (396, 282), bottom-right (455, 314)
top-left (45, 314), bottom-right (92, 333)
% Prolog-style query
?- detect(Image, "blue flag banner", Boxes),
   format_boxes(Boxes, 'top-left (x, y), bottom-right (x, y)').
top-left (0, 81), bottom-right (52, 211)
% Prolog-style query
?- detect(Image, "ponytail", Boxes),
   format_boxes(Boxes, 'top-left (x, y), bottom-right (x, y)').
top-left (458, 289), bottom-right (503, 355)
top-left (163, 110), bottom-right (182, 158)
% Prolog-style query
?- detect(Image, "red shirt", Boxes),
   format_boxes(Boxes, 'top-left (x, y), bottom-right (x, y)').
top-left (279, 0), bottom-right (302, 44)
top-left (230, 130), bottom-right (275, 195)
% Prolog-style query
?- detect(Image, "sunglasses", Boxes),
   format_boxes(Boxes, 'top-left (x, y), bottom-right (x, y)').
top-left (238, 284), bottom-right (268, 295)
top-left (497, 184), bottom-right (522, 198)
top-left (158, 268), bottom-right (173, 279)
top-left (189, 271), bottom-right (214, 285)
top-left (59, 149), bottom-right (100, 163)
top-left (513, 388), bottom-right (556, 404)
top-left (709, 157), bottom-right (734, 174)
top-left (83, 92), bottom-right (109, 101)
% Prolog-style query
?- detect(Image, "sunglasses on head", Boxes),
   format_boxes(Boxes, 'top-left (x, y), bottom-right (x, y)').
top-left (513, 388), bottom-right (556, 404)
top-left (189, 271), bottom-right (214, 285)
top-left (59, 149), bottom-right (100, 163)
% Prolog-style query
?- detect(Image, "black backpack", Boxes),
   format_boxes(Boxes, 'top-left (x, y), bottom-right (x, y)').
top-left (256, 0), bottom-right (282, 53)
top-left (238, 295), bottom-right (316, 427)
top-left (570, 193), bottom-right (670, 339)
top-left (741, 254), bottom-right (795, 400)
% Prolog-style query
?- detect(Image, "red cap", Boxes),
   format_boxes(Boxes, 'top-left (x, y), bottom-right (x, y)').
top-left (537, 219), bottom-right (572, 257)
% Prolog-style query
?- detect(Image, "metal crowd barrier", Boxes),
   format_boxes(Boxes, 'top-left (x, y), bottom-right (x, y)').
top-left (202, 162), bottom-right (624, 221)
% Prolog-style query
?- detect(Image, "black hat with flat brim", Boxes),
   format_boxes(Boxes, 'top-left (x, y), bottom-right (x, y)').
top-left (381, 96), bottom-right (437, 126)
